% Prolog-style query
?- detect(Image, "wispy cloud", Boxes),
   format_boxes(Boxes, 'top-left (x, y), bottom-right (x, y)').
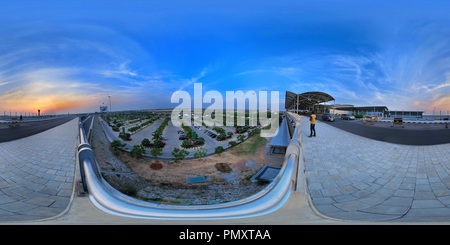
top-left (1, 1), bottom-right (450, 113)
top-left (176, 67), bottom-right (211, 91)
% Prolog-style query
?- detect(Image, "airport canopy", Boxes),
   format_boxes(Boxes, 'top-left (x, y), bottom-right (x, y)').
top-left (285, 91), bottom-right (335, 110)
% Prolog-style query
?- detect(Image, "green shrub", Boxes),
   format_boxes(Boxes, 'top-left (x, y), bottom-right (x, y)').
top-left (141, 138), bottom-right (152, 147)
top-left (216, 132), bottom-right (227, 141)
top-left (181, 139), bottom-right (192, 148)
top-left (153, 138), bottom-right (165, 148)
top-left (131, 144), bottom-right (145, 159)
top-left (110, 140), bottom-right (125, 155)
top-left (150, 147), bottom-right (163, 158)
top-left (194, 137), bottom-right (205, 146)
top-left (194, 148), bottom-right (207, 158)
top-left (172, 147), bottom-right (189, 163)
top-left (214, 146), bottom-right (224, 154)
top-left (237, 134), bottom-right (246, 142)
top-left (119, 132), bottom-right (131, 141)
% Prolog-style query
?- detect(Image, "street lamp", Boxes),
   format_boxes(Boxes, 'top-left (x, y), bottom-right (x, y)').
top-left (108, 95), bottom-right (112, 113)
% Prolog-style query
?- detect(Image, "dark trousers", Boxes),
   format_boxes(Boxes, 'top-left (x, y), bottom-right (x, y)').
top-left (310, 124), bottom-right (316, 136)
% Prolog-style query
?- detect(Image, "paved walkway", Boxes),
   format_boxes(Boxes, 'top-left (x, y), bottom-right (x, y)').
top-left (0, 118), bottom-right (78, 222)
top-left (3, 115), bottom-right (450, 224)
top-left (301, 116), bottom-right (450, 223)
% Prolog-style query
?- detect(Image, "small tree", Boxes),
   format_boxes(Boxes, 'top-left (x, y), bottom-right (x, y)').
top-left (214, 146), bottom-right (224, 155)
top-left (152, 130), bottom-right (162, 141)
top-left (141, 138), bottom-right (152, 147)
top-left (110, 140), bottom-right (125, 155)
top-left (247, 130), bottom-right (254, 137)
top-left (150, 147), bottom-right (163, 158)
top-left (228, 141), bottom-right (238, 147)
top-left (172, 147), bottom-right (189, 163)
top-left (153, 138), bottom-right (165, 148)
top-left (119, 132), bottom-right (131, 141)
top-left (216, 132), bottom-right (227, 141)
top-left (237, 134), bottom-right (245, 142)
top-left (181, 139), bottom-right (192, 148)
top-left (194, 148), bottom-right (207, 158)
top-left (131, 144), bottom-right (145, 159)
top-left (227, 131), bottom-right (233, 138)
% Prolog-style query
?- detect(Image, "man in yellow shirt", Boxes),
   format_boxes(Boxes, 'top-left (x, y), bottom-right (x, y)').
top-left (308, 111), bottom-right (316, 137)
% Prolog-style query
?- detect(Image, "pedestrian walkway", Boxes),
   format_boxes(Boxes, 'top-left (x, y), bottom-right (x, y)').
top-left (301, 116), bottom-right (450, 223)
top-left (0, 118), bottom-right (78, 223)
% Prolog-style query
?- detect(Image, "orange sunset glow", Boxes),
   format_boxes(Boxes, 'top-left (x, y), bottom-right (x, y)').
top-left (0, 94), bottom-right (95, 115)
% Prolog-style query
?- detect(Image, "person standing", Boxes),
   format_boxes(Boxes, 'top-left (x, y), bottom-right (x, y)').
top-left (308, 111), bottom-right (316, 137)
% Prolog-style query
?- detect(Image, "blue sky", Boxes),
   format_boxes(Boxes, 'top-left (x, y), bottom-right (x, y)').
top-left (0, 0), bottom-right (449, 115)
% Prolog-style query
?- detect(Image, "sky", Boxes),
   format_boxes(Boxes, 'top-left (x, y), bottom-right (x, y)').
top-left (0, 0), bottom-right (449, 115)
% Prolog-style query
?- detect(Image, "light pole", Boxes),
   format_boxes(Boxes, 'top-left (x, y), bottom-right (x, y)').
top-left (108, 95), bottom-right (112, 113)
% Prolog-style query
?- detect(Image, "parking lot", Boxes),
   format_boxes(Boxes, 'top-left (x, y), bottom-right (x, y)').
top-left (103, 113), bottom-right (251, 158)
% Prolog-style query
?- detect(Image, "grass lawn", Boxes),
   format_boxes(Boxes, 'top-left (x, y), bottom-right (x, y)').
top-left (229, 134), bottom-right (267, 156)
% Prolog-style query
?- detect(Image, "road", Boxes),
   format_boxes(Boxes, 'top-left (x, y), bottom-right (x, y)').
top-left (320, 118), bottom-right (450, 145)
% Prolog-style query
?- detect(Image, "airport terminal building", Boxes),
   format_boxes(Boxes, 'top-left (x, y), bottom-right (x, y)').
top-left (285, 91), bottom-right (424, 118)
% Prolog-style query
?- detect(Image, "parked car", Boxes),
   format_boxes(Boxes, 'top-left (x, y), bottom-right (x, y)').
top-left (322, 113), bottom-right (335, 122)
top-left (341, 114), bottom-right (356, 120)
top-left (363, 115), bottom-right (375, 124)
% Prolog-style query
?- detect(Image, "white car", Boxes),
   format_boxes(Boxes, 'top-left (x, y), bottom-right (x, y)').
top-left (341, 114), bottom-right (355, 120)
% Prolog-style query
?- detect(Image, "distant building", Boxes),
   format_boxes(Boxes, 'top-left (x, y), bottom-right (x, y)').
top-left (284, 90), bottom-right (426, 119)
top-left (332, 106), bottom-right (425, 119)
top-left (331, 105), bottom-right (389, 117)
top-left (388, 110), bottom-right (424, 118)
top-left (100, 105), bottom-right (108, 113)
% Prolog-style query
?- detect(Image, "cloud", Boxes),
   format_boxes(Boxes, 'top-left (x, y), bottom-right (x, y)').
top-left (1, 1), bottom-right (450, 114)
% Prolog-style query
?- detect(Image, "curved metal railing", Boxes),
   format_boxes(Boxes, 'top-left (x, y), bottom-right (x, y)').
top-left (77, 112), bottom-right (304, 220)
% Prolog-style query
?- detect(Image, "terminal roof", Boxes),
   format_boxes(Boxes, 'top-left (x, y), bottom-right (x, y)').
top-left (285, 91), bottom-right (335, 110)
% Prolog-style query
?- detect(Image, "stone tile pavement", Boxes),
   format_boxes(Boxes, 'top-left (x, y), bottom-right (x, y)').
top-left (0, 118), bottom-right (78, 222)
top-left (300, 116), bottom-right (450, 223)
